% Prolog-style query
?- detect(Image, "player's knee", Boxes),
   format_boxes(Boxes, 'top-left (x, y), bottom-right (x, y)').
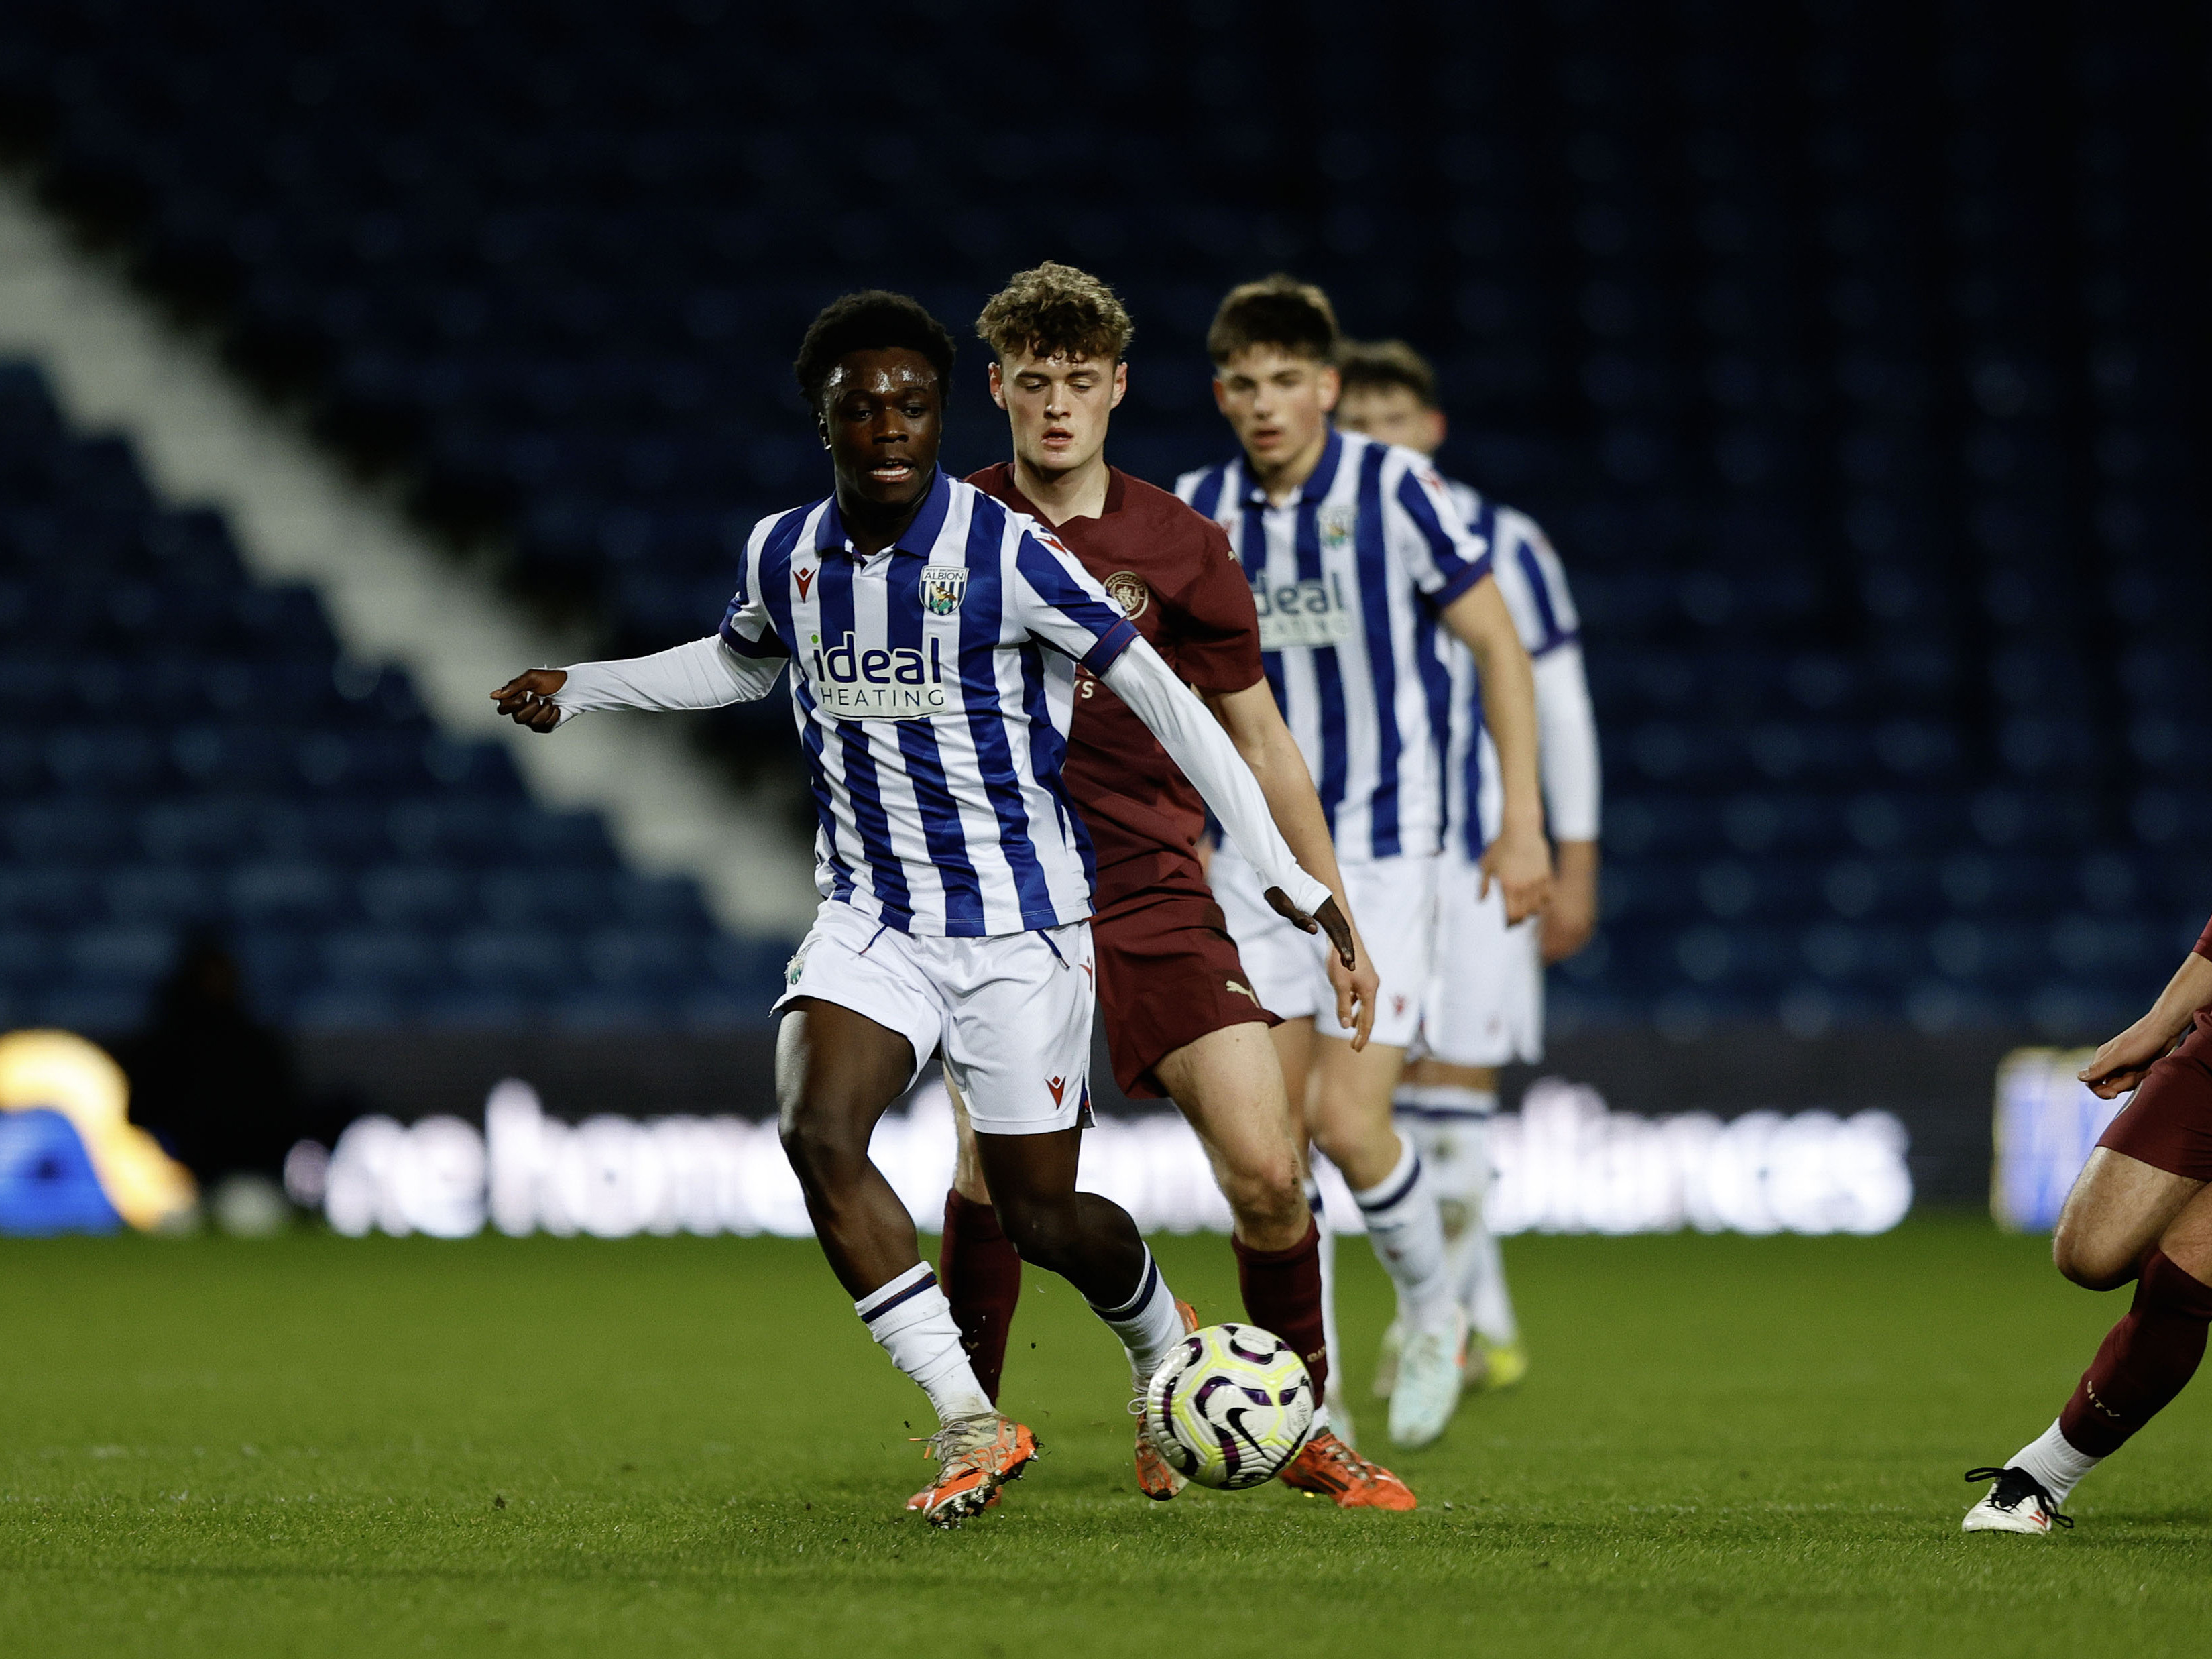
top-left (994, 1198), bottom-right (1078, 1273)
top-left (1221, 1153), bottom-right (1303, 1233)
top-left (2052, 1221), bottom-right (2134, 1291)
top-left (776, 1108), bottom-right (867, 1192)
top-left (1307, 1118), bottom-right (1377, 1178)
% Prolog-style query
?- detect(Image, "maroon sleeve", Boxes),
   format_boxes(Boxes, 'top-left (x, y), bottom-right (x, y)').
top-left (2197, 915), bottom-right (2212, 962)
top-left (1168, 518), bottom-right (1265, 693)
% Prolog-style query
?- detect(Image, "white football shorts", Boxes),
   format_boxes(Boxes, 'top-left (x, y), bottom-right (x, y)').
top-left (1209, 850), bottom-right (1438, 1051)
top-left (1413, 852), bottom-right (1544, 1068)
top-left (774, 899), bottom-right (1095, 1135)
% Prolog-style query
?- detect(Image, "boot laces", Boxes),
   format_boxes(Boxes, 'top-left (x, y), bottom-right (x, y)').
top-left (1306, 1432), bottom-right (1368, 1481)
top-left (1965, 1465), bottom-right (2075, 1530)
top-left (916, 1414), bottom-right (999, 1466)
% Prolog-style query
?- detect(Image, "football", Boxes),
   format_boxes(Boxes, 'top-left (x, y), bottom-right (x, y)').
top-left (1141, 1322), bottom-right (1316, 1489)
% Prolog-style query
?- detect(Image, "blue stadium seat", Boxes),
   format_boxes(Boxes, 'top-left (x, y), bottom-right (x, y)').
top-left (0, 1), bottom-right (2199, 1035)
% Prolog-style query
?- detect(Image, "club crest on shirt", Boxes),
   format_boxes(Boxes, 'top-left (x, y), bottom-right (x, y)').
top-left (1102, 571), bottom-right (1149, 620)
top-left (1318, 505), bottom-right (1357, 551)
top-left (919, 565), bottom-right (968, 616)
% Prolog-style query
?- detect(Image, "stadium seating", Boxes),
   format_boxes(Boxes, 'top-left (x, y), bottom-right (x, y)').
top-left (0, 359), bottom-right (784, 1033)
top-left (0, 0), bottom-right (2202, 1035)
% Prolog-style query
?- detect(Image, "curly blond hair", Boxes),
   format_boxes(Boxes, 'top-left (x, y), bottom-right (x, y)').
top-left (976, 262), bottom-right (1134, 365)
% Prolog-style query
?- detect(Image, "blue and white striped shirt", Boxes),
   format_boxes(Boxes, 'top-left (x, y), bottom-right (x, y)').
top-left (1436, 479), bottom-right (1596, 858)
top-left (719, 470), bottom-right (1139, 937)
top-left (1177, 430), bottom-right (1493, 862)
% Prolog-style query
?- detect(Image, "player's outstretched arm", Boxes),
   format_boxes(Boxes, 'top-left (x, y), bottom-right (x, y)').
top-left (1441, 579), bottom-right (1552, 923)
top-left (489, 636), bottom-right (780, 731)
top-left (2080, 939), bottom-right (2212, 1098)
top-left (1100, 640), bottom-right (1349, 955)
top-left (1200, 679), bottom-right (1377, 1048)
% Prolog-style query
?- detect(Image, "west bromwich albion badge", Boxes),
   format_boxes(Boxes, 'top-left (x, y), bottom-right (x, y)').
top-left (1318, 505), bottom-right (1357, 551)
top-left (920, 565), bottom-right (968, 616)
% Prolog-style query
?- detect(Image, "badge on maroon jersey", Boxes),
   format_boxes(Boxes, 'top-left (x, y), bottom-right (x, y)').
top-left (1102, 571), bottom-right (1150, 620)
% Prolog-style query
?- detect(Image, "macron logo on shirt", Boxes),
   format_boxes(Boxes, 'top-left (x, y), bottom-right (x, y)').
top-left (809, 631), bottom-right (950, 720)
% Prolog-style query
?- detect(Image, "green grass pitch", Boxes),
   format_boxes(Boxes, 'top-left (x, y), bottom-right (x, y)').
top-left (4, 1216), bottom-right (2209, 1657)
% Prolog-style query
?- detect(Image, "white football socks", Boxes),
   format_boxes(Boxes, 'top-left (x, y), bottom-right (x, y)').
top-left (1396, 1085), bottom-right (1519, 1347)
top-left (856, 1263), bottom-right (993, 1426)
top-left (1088, 1244), bottom-right (1187, 1383)
top-left (1353, 1137), bottom-right (1453, 1331)
top-left (1466, 1223), bottom-right (1520, 1349)
top-left (2010, 1418), bottom-right (2104, 1503)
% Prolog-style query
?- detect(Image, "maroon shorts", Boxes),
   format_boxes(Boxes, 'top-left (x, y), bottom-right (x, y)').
top-left (2097, 1011), bottom-right (2212, 1182)
top-left (1094, 876), bottom-right (1278, 1100)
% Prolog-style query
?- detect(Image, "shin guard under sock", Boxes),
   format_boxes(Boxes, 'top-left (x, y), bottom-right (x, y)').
top-left (856, 1263), bottom-right (994, 1426)
top-left (1086, 1244), bottom-right (1187, 1381)
top-left (1309, 1180), bottom-right (1345, 1426)
top-left (1353, 1139), bottom-right (1452, 1330)
top-left (2057, 1248), bottom-right (2212, 1460)
top-left (1234, 1218), bottom-right (1330, 1405)
top-left (937, 1190), bottom-right (1022, 1404)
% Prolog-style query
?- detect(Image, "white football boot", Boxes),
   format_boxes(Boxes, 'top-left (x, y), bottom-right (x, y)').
top-left (1962, 1466), bottom-right (2073, 1535)
top-left (1387, 1306), bottom-right (1467, 1449)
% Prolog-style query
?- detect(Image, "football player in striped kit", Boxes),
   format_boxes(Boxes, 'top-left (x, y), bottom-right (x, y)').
top-left (1179, 278), bottom-right (1553, 1449)
top-left (1334, 339), bottom-right (1604, 1404)
top-left (491, 291), bottom-right (1348, 1526)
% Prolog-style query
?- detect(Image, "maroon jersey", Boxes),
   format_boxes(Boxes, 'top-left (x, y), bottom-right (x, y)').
top-left (968, 464), bottom-right (1265, 904)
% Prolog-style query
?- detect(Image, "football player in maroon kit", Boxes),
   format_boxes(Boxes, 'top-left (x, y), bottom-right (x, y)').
top-left (1965, 915), bottom-right (2212, 1533)
top-left (917, 262), bottom-right (1416, 1509)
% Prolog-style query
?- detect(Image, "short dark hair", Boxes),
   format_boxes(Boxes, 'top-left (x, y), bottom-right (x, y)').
top-left (1206, 274), bottom-right (1340, 367)
top-left (976, 262), bottom-right (1134, 364)
top-left (793, 290), bottom-right (957, 408)
top-left (1336, 339), bottom-right (1440, 410)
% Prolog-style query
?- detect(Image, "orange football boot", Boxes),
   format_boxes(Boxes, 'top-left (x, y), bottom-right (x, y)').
top-left (905, 1485), bottom-right (1000, 1513)
top-left (1279, 1428), bottom-right (1417, 1511)
top-left (909, 1414), bottom-right (1038, 1528)
top-left (1131, 1300), bottom-right (1202, 1500)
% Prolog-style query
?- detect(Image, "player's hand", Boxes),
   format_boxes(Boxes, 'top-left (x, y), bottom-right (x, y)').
top-left (1326, 927), bottom-right (1379, 1052)
top-left (491, 668), bottom-right (567, 732)
top-left (1479, 823), bottom-right (1554, 926)
top-left (1541, 842), bottom-right (1599, 964)
top-left (2079, 1014), bottom-right (2191, 1099)
top-left (1265, 893), bottom-right (1374, 1052)
top-left (1265, 890), bottom-right (1355, 965)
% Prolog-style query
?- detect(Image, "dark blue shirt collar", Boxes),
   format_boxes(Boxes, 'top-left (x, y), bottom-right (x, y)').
top-left (813, 467), bottom-right (953, 559)
top-left (1240, 427), bottom-right (1345, 508)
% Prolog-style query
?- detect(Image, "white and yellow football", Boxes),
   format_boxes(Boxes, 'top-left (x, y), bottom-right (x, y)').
top-left (1141, 1322), bottom-right (1315, 1489)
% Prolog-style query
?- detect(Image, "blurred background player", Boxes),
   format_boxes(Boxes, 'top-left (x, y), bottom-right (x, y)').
top-left (491, 291), bottom-right (1344, 1525)
top-left (1965, 916), bottom-right (2212, 1535)
top-left (928, 262), bottom-right (1413, 1509)
top-left (1179, 277), bottom-right (1553, 1449)
top-left (1335, 339), bottom-right (1603, 1399)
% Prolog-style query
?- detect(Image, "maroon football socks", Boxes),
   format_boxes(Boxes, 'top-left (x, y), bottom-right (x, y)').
top-left (937, 1190), bottom-right (1023, 1405)
top-left (2058, 1248), bottom-right (2212, 1458)
top-left (1234, 1218), bottom-right (1331, 1406)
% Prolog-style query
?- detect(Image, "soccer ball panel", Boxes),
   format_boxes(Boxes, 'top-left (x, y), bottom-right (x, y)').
top-left (1141, 1322), bottom-right (1314, 1490)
